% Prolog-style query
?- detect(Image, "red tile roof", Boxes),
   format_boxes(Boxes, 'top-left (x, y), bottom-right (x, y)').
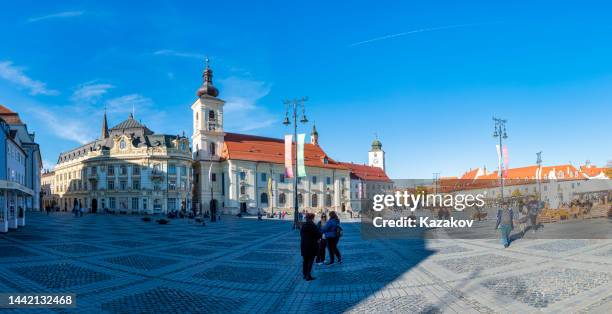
top-left (338, 162), bottom-right (392, 182)
top-left (460, 165), bottom-right (581, 181)
top-left (221, 132), bottom-right (349, 170)
top-left (440, 164), bottom-right (589, 192)
top-left (0, 105), bottom-right (22, 124)
top-left (460, 168), bottom-right (481, 180)
top-left (580, 165), bottom-right (609, 178)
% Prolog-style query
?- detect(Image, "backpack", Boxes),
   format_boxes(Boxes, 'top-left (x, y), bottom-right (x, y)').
top-left (336, 225), bottom-right (343, 238)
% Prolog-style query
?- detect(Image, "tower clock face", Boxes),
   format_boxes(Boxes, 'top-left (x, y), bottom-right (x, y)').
top-left (373, 158), bottom-right (378, 164)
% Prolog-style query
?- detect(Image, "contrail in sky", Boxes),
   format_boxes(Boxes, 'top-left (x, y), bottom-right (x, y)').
top-left (348, 22), bottom-right (497, 47)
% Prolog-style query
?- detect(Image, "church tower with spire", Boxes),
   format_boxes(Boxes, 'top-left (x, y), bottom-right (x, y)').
top-left (101, 110), bottom-right (109, 139)
top-left (368, 135), bottom-right (385, 170)
top-left (310, 123), bottom-right (319, 145)
top-left (191, 58), bottom-right (225, 213)
top-left (192, 58), bottom-right (224, 161)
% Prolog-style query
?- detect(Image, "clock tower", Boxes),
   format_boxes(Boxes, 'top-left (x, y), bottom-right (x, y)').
top-left (368, 136), bottom-right (385, 170)
top-left (191, 58), bottom-right (224, 213)
top-left (192, 58), bottom-right (224, 161)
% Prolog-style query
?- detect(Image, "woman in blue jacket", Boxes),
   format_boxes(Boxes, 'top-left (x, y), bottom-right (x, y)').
top-left (321, 211), bottom-right (342, 265)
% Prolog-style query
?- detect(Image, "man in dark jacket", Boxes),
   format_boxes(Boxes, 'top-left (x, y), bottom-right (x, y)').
top-left (300, 213), bottom-right (321, 281)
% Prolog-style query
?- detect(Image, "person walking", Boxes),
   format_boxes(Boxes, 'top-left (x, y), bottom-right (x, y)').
top-left (321, 211), bottom-right (342, 265)
top-left (496, 203), bottom-right (514, 248)
top-left (316, 213), bottom-right (328, 265)
top-left (300, 213), bottom-right (321, 281)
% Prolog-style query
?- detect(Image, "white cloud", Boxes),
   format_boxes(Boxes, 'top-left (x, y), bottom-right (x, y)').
top-left (28, 106), bottom-right (94, 145)
top-left (218, 77), bottom-right (276, 132)
top-left (72, 83), bottom-right (114, 104)
top-left (42, 159), bottom-right (56, 171)
top-left (27, 11), bottom-right (84, 23)
top-left (105, 94), bottom-right (153, 114)
top-left (153, 49), bottom-right (205, 60)
top-left (0, 61), bottom-right (59, 96)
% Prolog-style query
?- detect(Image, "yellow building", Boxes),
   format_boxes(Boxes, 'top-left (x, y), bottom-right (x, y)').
top-left (51, 113), bottom-right (192, 214)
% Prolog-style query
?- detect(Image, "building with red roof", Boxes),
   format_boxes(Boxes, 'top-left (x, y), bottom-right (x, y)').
top-left (441, 162), bottom-right (610, 208)
top-left (338, 161), bottom-right (393, 212)
top-left (191, 63), bottom-right (392, 215)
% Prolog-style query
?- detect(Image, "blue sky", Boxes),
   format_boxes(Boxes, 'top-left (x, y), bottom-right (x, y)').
top-left (0, 1), bottom-right (610, 178)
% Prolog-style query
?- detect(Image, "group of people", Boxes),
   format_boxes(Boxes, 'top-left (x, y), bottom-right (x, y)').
top-left (72, 204), bottom-right (84, 217)
top-left (495, 197), bottom-right (544, 248)
top-left (300, 211), bottom-right (343, 281)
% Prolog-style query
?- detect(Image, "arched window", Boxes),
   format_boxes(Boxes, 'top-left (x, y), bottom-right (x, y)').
top-left (298, 193), bottom-right (303, 205)
top-left (260, 193), bottom-right (268, 204)
top-left (325, 194), bottom-right (332, 206)
top-left (240, 185), bottom-right (246, 195)
top-left (279, 193), bottom-right (286, 205)
top-left (210, 142), bottom-right (216, 156)
top-left (311, 194), bottom-right (318, 207)
top-left (208, 110), bottom-right (216, 131)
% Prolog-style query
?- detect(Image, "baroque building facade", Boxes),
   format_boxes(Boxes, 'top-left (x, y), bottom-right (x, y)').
top-left (191, 62), bottom-right (392, 215)
top-left (51, 113), bottom-right (192, 214)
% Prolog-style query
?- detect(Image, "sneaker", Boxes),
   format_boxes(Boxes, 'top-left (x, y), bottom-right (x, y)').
top-left (337, 259), bottom-right (343, 264)
top-left (324, 262), bottom-right (334, 266)
top-left (315, 262), bottom-right (323, 265)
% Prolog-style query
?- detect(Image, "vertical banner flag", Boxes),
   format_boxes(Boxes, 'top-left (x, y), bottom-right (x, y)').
top-left (208, 163), bottom-right (213, 183)
top-left (502, 144), bottom-right (509, 178)
top-left (495, 145), bottom-right (502, 175)
top-left (284, 135), bottom-right (293, 178)
top-left (267, 176), bottom-right (273, 210)
top-left (297, 133), bottom-right (307, 177)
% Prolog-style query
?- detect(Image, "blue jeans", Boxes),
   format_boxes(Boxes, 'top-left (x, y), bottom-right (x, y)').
top-left (499, 224), bottom-right (512, 247)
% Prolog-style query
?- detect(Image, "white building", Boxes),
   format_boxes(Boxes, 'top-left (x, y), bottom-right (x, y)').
top-left (191, 62), bottom-right (392, 215)
top-left (443, 163), bottom-right (611, 208)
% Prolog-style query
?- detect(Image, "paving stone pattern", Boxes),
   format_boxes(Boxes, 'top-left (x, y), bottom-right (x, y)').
top-left (0, 212), bottom-right (610, 313)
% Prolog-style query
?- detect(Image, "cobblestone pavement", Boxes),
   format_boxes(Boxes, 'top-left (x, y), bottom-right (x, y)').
top-left (0, 213), bottom-right (610, 313)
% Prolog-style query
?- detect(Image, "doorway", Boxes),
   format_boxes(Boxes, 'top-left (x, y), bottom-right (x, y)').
top-left (91, 199), bottom-right (98, 213)
top-left (240, 202), bottom-right (247, 213)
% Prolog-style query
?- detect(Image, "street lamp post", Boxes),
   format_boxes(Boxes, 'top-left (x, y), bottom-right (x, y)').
top-left (493, 117), bottom-right (508, 202)
top-left (283, 97), bottom-right (308, 230)
top-left (536, 151), bottom-right (543, 201)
